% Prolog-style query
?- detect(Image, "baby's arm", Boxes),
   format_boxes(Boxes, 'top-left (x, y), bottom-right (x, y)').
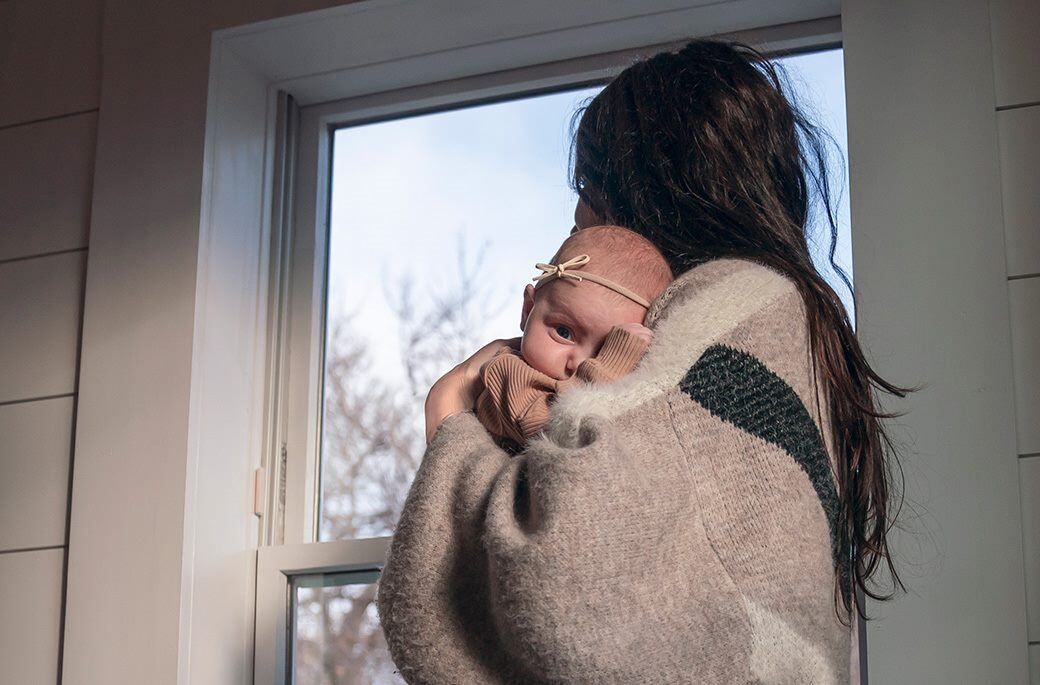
top-left (475, 350), bottom-right (557, 445)
top-left (476, 325), bottom-right (652, 444)
top-left (573, 323), bottom-right (653, 385)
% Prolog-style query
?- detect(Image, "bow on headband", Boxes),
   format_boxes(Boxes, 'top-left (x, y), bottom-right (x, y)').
top-left (533, 254), bottom-right (591, 283)
top-left (531, 253), bottom-right (651, 308)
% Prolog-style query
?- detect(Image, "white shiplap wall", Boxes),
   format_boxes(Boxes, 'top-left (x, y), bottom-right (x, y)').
top-left (991, 0), bottom-right (1040, 681)
top-left (0, 0), bottom-right (1031, 681)
top-left (0, 0), bottom-right (101, 682)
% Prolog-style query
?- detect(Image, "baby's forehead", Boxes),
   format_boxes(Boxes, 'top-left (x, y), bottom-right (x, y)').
top-left (553, 244), bottom-right (618, 271)
top-left (538, 278), bottom-right (640, 325)
top-left (539, 276), bottom-right (602, 306)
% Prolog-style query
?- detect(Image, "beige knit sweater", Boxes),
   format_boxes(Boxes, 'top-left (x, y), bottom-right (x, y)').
top-left (378, 258), bottom-right (852, 684)
top-left (475, 326), bottom-right (651, 446)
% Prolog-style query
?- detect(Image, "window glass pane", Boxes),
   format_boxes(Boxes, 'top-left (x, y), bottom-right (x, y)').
top-left (293, 570), bottom-right (403, 684)
top-left (321, 86), bottom-right (602, 541)
top-left (320, 48), bottom-right (851, 541)
top-left (781, 48), bottom-right (854, 317)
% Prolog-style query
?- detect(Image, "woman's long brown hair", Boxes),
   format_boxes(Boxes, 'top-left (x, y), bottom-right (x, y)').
top-left (571, 39), bottom-right (912, 623)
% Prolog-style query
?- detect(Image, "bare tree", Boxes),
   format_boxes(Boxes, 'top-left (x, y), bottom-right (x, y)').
top-left (388, 236), bottom-right (503, 399)
top-left (295, 236), bottom-right (504, 684)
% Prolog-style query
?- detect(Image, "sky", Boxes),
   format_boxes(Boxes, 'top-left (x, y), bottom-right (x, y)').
top-left (326, 48), bottom-right (851, 394)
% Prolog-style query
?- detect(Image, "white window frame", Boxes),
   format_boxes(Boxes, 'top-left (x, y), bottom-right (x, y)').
top-left (255, 537), bottom-right (390, 683)
top-left (249, 8), bottom-right (849, 684)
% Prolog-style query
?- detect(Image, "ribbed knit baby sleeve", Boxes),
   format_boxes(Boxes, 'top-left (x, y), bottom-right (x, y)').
top-left (475, 350), bottom-right (558, 445)
top-left (572, 325), bottom-right (651, 385)
top-left (474, 327), bottom-right (650, 445)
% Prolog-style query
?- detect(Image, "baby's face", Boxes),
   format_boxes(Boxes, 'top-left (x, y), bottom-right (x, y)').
top-left (520, 278), bottom-right (646, 380)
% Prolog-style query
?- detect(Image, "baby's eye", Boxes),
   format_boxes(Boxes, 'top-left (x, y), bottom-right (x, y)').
top-left (554, 325), bottom-right (573, 341)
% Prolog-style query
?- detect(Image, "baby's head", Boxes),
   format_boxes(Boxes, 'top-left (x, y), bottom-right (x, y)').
top-left (520, 225), bottom-right (673, 380)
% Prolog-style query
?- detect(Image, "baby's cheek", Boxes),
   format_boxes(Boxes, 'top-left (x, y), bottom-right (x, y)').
top-left (521, 332), bottom-right (562, 379)
top-left (518, 331), bottom-right (534, 362)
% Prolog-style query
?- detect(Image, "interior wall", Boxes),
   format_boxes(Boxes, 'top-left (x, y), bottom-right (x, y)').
top-left (0, 0), bottom-right (101, 683)
top-left (0, 0), bottom-right (1031, 682)
top-left (991, 0), bottom-right (1040, 681)
top-left (55, 3), bottom-right (348, 683)
top-left (843, 0), bottom-right (1031, 682)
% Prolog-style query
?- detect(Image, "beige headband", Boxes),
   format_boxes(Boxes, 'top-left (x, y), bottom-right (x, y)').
top-left (532, 254), bottom-right (651, 308)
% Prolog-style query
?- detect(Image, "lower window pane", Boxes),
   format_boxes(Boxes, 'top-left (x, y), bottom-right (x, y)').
top-left (293, 570), bottom-right (404, 684)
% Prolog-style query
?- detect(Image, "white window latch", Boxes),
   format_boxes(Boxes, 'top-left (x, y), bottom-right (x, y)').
top-left (252, 467), bottom-right (266, 518)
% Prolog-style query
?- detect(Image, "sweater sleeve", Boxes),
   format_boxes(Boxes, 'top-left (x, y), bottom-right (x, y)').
top-left (377, 405), bottom-right (753, 684)
top-left (376, 413), bottom-right (520, 684)
top-left (474, 328), bottom-right (649, 444)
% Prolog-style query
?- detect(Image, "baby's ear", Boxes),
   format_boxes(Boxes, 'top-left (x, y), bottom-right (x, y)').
top-left (520, 284), bottom-right (536, 332)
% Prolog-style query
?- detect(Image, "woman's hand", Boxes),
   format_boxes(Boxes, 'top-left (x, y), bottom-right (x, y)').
top-left (425, 337), bottom-right (522, 443)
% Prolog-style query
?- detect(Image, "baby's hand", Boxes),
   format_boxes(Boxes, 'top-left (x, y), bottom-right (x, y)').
top-left (616, 322), bottom-right (653, 345)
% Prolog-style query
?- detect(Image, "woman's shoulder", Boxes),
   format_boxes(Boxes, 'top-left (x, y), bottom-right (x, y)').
top-left (645, 257), bottom-right (799, 330)
top-left (549, 256), bottom-right (809, 429)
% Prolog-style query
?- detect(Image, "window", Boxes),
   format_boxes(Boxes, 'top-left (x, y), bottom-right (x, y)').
top-left (293, 569), bottom-right (389, 682)
top-left (786, 48), bottom-right (854, 316)
top-left (255, 24), bottom-right (850, 685)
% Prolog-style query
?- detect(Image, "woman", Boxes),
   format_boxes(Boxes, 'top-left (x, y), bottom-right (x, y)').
top-left (378, 40), bottom-right (908, 684)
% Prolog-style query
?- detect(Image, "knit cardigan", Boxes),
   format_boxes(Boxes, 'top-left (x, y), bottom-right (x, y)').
top-left (377, 258), bottom-right (852, 684)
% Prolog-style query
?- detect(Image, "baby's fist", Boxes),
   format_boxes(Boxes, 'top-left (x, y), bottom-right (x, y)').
top-left (617, 322), bottom-right (653, 344)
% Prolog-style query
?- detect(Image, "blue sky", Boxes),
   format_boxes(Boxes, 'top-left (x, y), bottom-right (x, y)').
top-left (326, 48), bottom-right (850, 390)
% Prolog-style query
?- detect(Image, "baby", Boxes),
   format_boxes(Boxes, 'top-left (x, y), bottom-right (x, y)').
top-left (475, 224), bottom-right (673, 450)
